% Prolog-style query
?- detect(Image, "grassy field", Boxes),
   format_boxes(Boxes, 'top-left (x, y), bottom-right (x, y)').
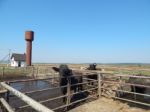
top-left (0, 63), bottom-right (150, 80)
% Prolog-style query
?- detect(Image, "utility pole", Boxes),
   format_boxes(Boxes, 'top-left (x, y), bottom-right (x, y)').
top-left (7, 49), bottom-right (11, 66)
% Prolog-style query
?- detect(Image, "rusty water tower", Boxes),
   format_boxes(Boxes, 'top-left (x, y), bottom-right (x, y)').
top-left (25, 31), bottom-right (34, 66)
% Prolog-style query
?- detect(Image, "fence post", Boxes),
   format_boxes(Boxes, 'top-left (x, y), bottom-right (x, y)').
top-left (2, 67), bottom-right (5, 79)
top-left (32, 67), bottom-right (35, 78)
top-left (36, 66), bottom-right (39, 77)
top-left (66, 78), bottom-right (71, 110)
top-left (98, 73), bottom-right (101, 98)
top-left (117, 76), bottom-right (122, 97)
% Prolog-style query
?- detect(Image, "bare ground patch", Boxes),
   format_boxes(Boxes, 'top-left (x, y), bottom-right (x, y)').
top-left (69, 97), bottom-right (150, 112)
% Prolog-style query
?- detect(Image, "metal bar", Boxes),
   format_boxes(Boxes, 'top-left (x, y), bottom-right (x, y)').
top-left (0, 82), bottom-right (54, 112)
top-left (52, 95), bottom-right (96, 111)
top-left (71, 87), bottom-right (98, 96)
top-left (24, 85), bottom-right (67, 94)
top-left (8, 73), bottom-right (97, 83)
top-left (103, 80), bottom-right (150, 88)
top-left (98, 73), bottom-right (101, 97)
top-left (73, 70), bottom-right (113, 74)
top-left (52, 104), bottom-right (67, 111)
top-left (68, 95), bottom-right (96, 106)
top-left (112, 96), bottom-right (150, 107)
top-left (83, 78), bottom-right (97, 81)
top-left (19, 95), bottom-right (67, 109)
top-left (101, 87), bottom-right (150, 98)
top-left (8, 77), bottom-right (57, 83)
top-left (70, 80), bottom-right (98, 87)
top-left (0, 98), bottom-right (15, 112)
top-left (113, 74), bottom-right (150, 79)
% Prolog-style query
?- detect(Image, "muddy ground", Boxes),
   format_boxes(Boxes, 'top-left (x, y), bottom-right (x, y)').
top-left (69, 97), bottom-right (150, 112)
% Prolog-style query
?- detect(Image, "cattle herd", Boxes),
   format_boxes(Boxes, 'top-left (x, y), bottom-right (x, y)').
top-left (52, 64), bottom-right (150, 105)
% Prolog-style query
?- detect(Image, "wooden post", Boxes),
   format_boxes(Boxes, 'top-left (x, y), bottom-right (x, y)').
top-left (98, 73), bottom-right (101, 98)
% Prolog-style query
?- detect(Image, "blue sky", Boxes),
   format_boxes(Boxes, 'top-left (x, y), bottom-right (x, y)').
top-left (0, 0), bottom-right (150, 63)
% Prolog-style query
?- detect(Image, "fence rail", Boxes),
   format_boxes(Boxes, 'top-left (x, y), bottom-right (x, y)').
top-left (0, 98), bottom-right (14, 112)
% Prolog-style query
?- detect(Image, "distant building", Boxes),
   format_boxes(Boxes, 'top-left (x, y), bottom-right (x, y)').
top-left (11, 53), bottom-right (26, 67)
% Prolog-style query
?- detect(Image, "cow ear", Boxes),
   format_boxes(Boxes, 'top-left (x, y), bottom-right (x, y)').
top-left (52, 67), bottom-right (59, 72)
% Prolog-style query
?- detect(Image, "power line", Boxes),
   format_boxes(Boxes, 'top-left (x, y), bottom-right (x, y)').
top-left (0, 49), bottom-right (11, 64)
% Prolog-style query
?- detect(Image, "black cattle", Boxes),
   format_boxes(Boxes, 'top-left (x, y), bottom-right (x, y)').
top-left (87, 63), bottom-right (98, 84)
top-left (88, 63), bottom-right (97, 70)
top-left (52, 64), bottom-right (83, 102)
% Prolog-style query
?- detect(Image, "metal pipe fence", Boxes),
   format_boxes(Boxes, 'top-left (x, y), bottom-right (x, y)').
top-left (17, 79), bottom-right (99, 111)
top-left (0, 71), bottom-right (150, 111)
top-left (0, 73), bottom-right (100, 112)
top-left (101, 74), bottom-right (150, 108)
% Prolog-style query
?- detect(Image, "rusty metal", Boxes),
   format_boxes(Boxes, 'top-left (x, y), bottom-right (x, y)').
top-left (25, 31), bottom-right (34, 66)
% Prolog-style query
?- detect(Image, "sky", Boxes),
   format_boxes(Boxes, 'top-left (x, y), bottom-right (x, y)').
top-left (0, 0), bottom-right (150, 63)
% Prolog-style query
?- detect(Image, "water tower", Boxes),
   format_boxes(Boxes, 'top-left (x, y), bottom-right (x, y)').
top-left (25, 31), bottom-right (34, 66)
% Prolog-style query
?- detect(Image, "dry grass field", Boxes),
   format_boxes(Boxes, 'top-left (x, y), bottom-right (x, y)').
top-left (0, 63), bottom-right (150, 80)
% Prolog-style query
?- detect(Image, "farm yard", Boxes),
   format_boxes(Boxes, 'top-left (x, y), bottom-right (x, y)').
top-left (0, 63), bottom-right (150, 112)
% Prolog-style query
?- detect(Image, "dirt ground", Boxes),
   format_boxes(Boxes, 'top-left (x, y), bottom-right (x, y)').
top-left (69, 97), bottom-right (150, 112)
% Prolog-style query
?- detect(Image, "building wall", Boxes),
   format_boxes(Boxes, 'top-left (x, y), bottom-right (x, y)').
top-left (21, 62), bottom-right (26, 67)
top-left (11, 57), bottom-right (26, 67)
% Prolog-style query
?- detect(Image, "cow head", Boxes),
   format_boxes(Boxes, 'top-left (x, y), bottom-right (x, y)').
top-left (52, 64), bottom-right (72, 77)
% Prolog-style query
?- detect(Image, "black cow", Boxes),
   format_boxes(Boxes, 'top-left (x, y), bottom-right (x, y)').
top-left (52, 64), bottom-right (83, 102)
top-left (87, 63), bottom-right (98, 84)
top-left (88, 63), bottom-right (97, 70)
